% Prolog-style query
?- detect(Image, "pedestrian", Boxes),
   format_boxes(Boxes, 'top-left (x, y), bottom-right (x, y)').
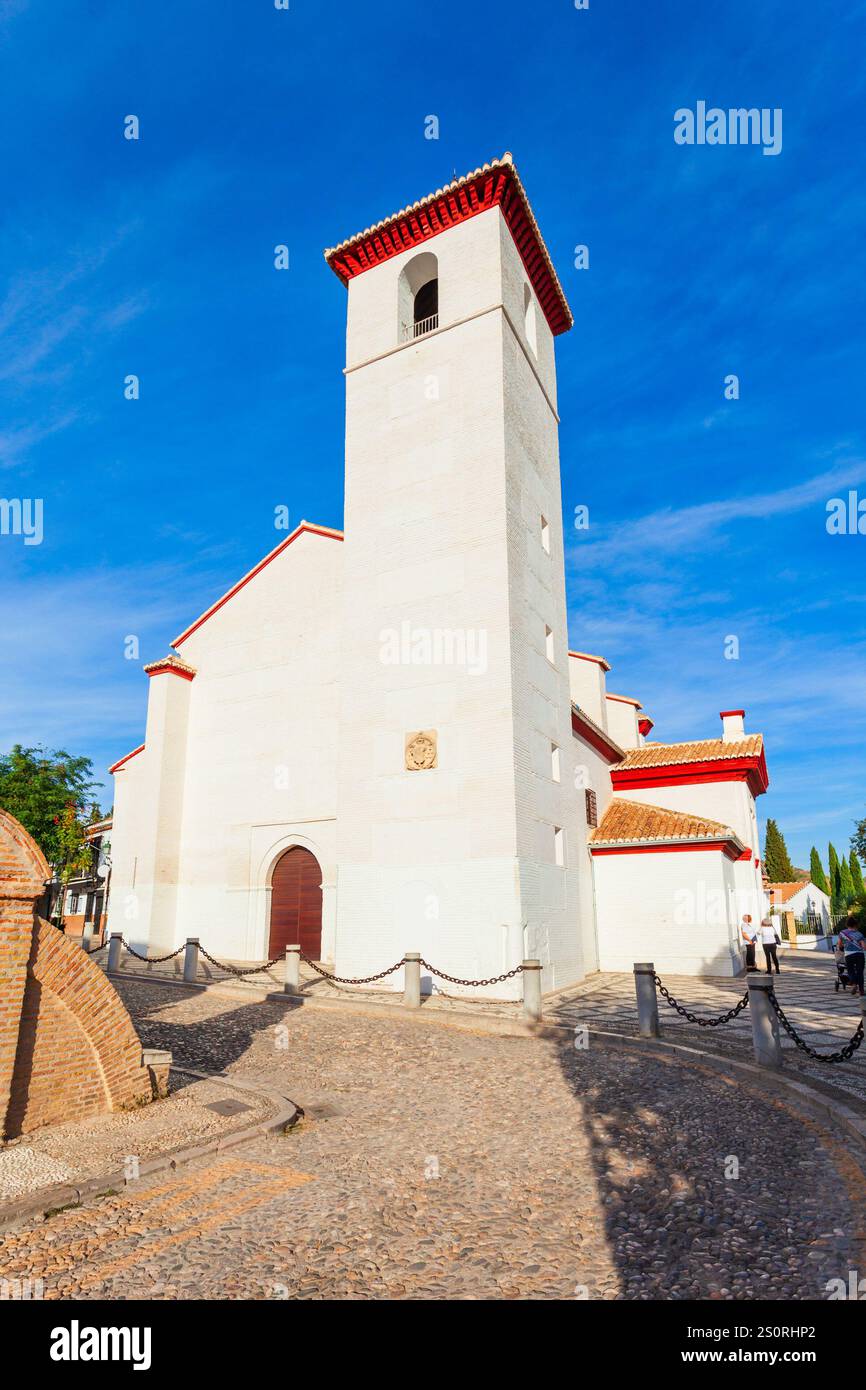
top-left (759, 917), bottom-right (781, 975)
top-left (740, 914), bottom-right (758, 972)
top-left (837, 922), bottom-right (866, 997)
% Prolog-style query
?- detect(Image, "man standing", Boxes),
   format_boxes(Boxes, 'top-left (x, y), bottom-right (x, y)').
top-left (740, 915), bottom-right (758, 972)
top-left (760, 917), bottom-right (781, 975)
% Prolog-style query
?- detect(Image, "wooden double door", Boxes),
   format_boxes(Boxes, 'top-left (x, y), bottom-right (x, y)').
top-left (268, 847), bottom-right (322, 960)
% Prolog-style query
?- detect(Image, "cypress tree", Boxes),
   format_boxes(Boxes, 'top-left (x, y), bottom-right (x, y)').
top-left (840, 857), bottom-right (856, 905)
top-left (764, 819), bottom-right (796, 882)
top-left (829, 843), bottom-right (842, 910)
top-left (810, 847), bottom-right (830, 895)
top-left (849, 851), bottom-right (866, 897)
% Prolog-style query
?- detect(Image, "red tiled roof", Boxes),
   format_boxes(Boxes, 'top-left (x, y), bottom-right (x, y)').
top-left (324, 153), bottom-right (573, 337)
top-left (617, 736), bottom-right (764, 769)
top-left (590, 797), bottom-right (742, 850)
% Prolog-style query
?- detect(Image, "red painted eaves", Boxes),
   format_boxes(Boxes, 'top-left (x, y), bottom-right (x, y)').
top-left (108, 744), bottom-right (145, 776)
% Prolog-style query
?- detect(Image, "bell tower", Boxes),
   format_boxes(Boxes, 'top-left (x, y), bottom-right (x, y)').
top-left (325, 154), bottom-right (584, 994)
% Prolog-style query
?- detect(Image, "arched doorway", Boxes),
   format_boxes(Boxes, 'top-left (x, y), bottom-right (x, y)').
top-left (268, 847), bottom-right (322, 960)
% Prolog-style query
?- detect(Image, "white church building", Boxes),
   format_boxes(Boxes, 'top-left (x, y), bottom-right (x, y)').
top-left (107, 154), bottom-right (769, 992)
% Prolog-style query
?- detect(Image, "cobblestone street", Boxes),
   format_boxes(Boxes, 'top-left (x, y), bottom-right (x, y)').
top-left (2, 975), bottom-right (865, 1301)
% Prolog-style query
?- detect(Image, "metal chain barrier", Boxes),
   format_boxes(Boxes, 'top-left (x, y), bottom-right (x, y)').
top-left (299, 951), bottom-right (404, 986)
top-left (121, 937), bottom-right (185, 964)
top-left (767, 987), bottom-right (865, 1064)
top-left (420, 959), bottom-right (525, 988)
top-left (85, 940), bottom-right (109, 956)
top-left (654, 973), bottom-right (750, 1027)
top-left (197, 945), bottom-right (282, 977)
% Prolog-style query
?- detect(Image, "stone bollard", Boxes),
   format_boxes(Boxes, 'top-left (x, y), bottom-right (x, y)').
top-left (183, 937), bottom-right (200, 985)
top-left (108, 933), bottom-right (123, 972)
top-left (634, 962), bottom-right (660, 1037)
top-left (81, 920), bottom-right (94, 951)
top-left (522, 959), bottom-right (542, 1021)
top-left (283, 944), bottom-right (301, 995)
top-left (747, 975), bottom-right (783, 1068)
top-left (403, 952), bottom-right (421, 1009)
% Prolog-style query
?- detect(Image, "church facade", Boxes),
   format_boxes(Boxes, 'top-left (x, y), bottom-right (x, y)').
top-left (107, 155), bottom-right (769, 991)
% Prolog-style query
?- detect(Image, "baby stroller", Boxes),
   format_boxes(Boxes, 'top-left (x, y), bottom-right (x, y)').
top-left (835, 943), bottom-right (852, 992)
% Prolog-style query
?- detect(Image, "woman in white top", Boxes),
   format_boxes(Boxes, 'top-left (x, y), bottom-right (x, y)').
top-left (759, 918), bottom-right (781, 975)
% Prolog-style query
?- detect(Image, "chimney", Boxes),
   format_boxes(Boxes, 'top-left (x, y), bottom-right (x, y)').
top-left (720, 709), bottom-right (745, 742)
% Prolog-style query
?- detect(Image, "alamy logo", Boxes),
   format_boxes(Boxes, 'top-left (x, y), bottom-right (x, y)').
top-left (0, 497), bottom-right (43, 545)
top-left (379, 621), bottom-right (488, 676)
top-left (826, 491), bottom-right (866, 535)
top-left (674, 102), bottom-right (782, 156)
top-left (50, 1320), bottom-right (152, 1371)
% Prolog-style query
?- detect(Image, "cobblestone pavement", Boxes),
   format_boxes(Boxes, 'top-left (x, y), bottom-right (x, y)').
top-left (1, 978), bottom-right (865, 1301)
top-left (105, 945), bottom-right (866, 1099)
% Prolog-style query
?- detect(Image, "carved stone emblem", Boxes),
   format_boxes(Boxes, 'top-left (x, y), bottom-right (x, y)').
top-left (405, 730), bottom-right (437, 771)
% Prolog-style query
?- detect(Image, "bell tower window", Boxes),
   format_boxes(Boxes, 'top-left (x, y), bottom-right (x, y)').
top-left (398, 250), bottom-right (439, 342)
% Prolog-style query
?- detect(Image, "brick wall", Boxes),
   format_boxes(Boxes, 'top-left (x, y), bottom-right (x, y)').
top-left (0, 809), bottom-right (165, 1141)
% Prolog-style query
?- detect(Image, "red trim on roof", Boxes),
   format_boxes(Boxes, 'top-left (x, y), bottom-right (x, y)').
top-left (572, 709), bottom-right (623, 764)
top-left (172, 522), bottom-right (343, 649)
top-left (735, 848), bottom-right (753, 861)
top-left (325, 161), bottom-right (572, 337)
top-left (568, 650), bottom-right (611, 672)
top-left (591, 841), bottom-right (741, 860)
top-left (108, 744), bottom-right (145, 776)
top-left (145, 661), bottom-right (195, 682)
top-left (611, 751), bottom-right (769, 798)
top-left (638, 717), bottom-right (654, 736)
top-left (720, 709), bottom-right (745, 719)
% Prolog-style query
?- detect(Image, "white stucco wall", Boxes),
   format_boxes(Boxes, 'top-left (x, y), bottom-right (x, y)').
top-left (110, 528), bottom-right (343, 958)
top-left (593, 847), bottom-right (742, 976)
top-left (568, 654), bottom-right (608, 729)
top-left (605, 697), bottom-right (641, 750)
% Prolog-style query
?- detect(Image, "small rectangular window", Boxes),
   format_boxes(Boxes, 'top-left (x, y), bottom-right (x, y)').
top-left (551, 742), bottom-right (560, 783)
top-left (585, 789), bottom-right (598, 827)
top-left (540, 515), bottom-right (550, 554)
top-left (554, 826), bottom-right (565, 866)
top-left (545, 625), bottom-right (554, 663)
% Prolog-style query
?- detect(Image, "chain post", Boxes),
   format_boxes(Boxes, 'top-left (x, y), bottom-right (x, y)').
top-left (111, 934), bottom-right (126, 966)
top-left (403, 952), bottom-right (421, 1009)
top-left (521, 959), bottom-right (542, 1021)
top-left (747, 975), bottom-right (783, 1069)
top-left (634, 962), bottom-right (660, 1037)
top-left (284, 944), bottom-right (301, 995)
top-left (183, 937), bottom-right (200, 985)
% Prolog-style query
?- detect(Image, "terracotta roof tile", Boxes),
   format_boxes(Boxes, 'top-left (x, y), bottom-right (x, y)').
top-left (767, 881), bottom-right (815, 903)
top-left (590, 797), bottom-right (740, 847)
top-left (616, 736), bottom-right (763, 769)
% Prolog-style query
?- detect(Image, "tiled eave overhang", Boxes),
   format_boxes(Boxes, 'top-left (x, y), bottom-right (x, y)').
top-left (611, 751), bottom-right (769, 799)
top-left (324, 155), bottom-right (573, 337)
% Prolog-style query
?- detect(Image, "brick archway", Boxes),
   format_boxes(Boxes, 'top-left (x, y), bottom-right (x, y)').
top-left (0, 808), bottom-right (162, 1140)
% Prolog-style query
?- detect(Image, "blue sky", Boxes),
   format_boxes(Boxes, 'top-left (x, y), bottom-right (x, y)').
top-left (1, 0), bottom-right (864, 869)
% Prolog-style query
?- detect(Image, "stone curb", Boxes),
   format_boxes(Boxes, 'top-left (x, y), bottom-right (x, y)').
top-left (0, 1068), bottom-right (301, 1235)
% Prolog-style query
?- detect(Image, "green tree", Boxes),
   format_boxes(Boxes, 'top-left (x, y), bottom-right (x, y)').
top-left (829, 843), bottom-right (843, 911)
top-left (840, 856), bottom-right (857, 906)
top-left (850, 851), bottom-right (866, 898)
top-left (0, 745), bottom-right (101, 921)
top-left (809, 847), bottom-right (830, 895)
top-left (852, 816), bottom-right (866, 867)
top-left (764, 819), bottom-right (796, 881)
